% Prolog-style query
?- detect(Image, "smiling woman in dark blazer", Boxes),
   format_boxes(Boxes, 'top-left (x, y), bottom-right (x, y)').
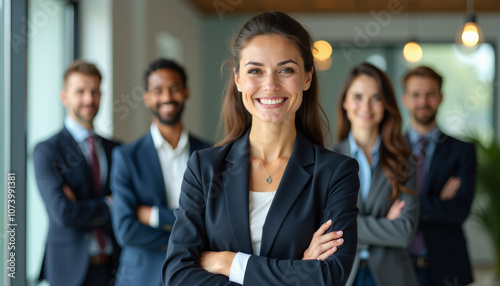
top-left (162, 11), bottom-right (359, 286)
top-left (331, 63), bottom-right (419, 286)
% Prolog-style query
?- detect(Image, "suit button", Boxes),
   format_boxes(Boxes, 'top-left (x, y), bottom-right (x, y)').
top-left (85, 233), bottom-right (91, 240)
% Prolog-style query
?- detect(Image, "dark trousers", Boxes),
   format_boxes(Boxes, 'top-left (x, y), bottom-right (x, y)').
top-left (354, 260), bottom-right (378, 286)
top-left (413, 266), bottom-right (436, 286)
top-left (81, 261), bottom-right (114, 286)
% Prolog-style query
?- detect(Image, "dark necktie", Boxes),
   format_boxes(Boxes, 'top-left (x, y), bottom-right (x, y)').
top-left (410, 137), bottom-right (428, 256)
top-left (87, 135), bottom-right (106, 252)
top-left (87, 135), bottom-right (100, 193)
top-left (417, 137), bottom-right (428, 194)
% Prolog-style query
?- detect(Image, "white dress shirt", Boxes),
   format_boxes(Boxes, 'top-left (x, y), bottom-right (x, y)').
top-left (148, 123), bottom-right (190, 227)
top-left (229, 190), bottom-right (277, 284)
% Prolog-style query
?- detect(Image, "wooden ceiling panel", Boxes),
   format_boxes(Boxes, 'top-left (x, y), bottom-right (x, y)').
top-left (190, 0), bottom-right (500, 14)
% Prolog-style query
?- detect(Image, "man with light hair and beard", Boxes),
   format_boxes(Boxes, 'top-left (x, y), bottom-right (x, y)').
top-left (34, 60), bottom-right (121, 286)
top-left (402, 66), bottom-right (476, 286)
top-left (110, 59), bottom-right (210, 286)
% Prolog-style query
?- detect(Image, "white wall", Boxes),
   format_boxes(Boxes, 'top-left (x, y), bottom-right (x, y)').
top-left (80, 0), bottom-right (113, 138)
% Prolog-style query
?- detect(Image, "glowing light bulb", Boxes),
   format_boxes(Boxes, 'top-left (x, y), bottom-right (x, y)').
top-left (461, 22), bottom-right (479, 47)
top-left (403, 41), bottom-right (423, 62)
top-left (313, 40), bottom-right (332, 61)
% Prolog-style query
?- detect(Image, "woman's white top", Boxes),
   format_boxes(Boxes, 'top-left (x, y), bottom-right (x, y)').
top-left (229, 190), bottom-right (277, 284)
top-left (249, 190), bottom-right (277, 255)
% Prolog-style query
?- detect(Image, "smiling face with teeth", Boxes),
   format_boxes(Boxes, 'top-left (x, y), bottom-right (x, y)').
top-left (234, 34), bottom-right (313, 126)
top-left (144, 68), bottom-right (189, 126)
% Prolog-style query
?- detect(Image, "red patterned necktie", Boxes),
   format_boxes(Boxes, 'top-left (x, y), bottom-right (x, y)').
top-left (87, 135), bottom-right (100, 193)
top-left (410, 137), bottom-right (428, 255)
top-left (87, 135), bottom-right (106, 252)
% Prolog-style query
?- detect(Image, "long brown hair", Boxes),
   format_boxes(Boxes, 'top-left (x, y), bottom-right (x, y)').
top-left (216, 11), bottom-right (330, 147)
top-left (337, 62), bottom-right (413, 199)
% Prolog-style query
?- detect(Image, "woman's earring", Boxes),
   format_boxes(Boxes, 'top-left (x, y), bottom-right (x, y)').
top-left (304, 86), bottom-right (309, 91)
top-left (237, 87), bottom-right (242, 92)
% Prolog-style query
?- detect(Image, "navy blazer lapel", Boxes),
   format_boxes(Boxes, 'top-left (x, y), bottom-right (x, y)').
top-left (259, 132), bottom-right (313, 257)
top-left (97, 135), bottom-right (114, 194)
top-left (60, 128), bottom-right (93, 193)
top-left (223, 132), bottom-right (253, 254)
top-left (143, 132), bottom-right (168, 204)
top-left (426, 133), bottom-right (448, 195)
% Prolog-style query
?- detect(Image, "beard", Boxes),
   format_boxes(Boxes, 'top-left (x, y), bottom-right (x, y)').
top-left (152, 102), bottom-right (184, 126)
top-left (73, 105), bottom-right (98, 125)
top-left (413, 111), bottom-right (436, 126)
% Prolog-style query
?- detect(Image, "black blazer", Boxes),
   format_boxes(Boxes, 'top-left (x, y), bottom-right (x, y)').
top-left (33, 127), bottom-right (120, 286)
top-left (111, 132), bottom-right (210, 286)
top-left (415, 132), bottom-right (476, 285)
top-left (163, 130), bottom-right (360, 286)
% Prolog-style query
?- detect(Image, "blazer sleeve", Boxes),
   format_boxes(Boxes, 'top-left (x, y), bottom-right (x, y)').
top-left (420, 142), bottom-right (476, 224)
top-left (157, 206), bottom-right (176, 231)
top-left (357, 157), bottom-right (419, 247)
top-left (163, 153), bottom-right (359, 286)
top-left (33, 142), bottom-right (111, 229)
top-left (111, 148), bottom-right (173, 250)
top-left (163, 151), bottom-right (237, 285)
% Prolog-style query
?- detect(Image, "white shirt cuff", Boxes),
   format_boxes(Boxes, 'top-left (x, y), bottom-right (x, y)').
top-left (149, 205), bottom-right (159, 227)
top-left (229, 252), bottom-right (251, 285)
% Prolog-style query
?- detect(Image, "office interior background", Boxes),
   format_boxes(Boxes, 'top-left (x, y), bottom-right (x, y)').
top-left (1, 0), bottom-right (499, 285)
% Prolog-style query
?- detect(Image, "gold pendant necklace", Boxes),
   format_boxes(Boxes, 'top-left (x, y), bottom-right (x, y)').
top-left (250, 146), bottom-right (288, 184)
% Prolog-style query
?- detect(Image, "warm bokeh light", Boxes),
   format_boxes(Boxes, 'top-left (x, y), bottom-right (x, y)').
top-left (314, 56), bottom-right (332, 71)
top-left (461, 22), bottom-right (480, 47)
top-left (313, 40), bottom-right (332, 61)
top-left (403, 41), bottom-right (423, 62)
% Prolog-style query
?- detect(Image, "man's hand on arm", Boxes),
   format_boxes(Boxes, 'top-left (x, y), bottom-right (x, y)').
top-left (62, 184), bottom-right (77, 202)
top-left (440, 177), bottom-right (461, 201)
top-left (136, 205), bottom-right (153, 225)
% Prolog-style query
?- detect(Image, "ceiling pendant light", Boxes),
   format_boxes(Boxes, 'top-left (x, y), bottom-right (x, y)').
top-left (456, 0), bottom-right (484, 52)
top-left (313, 40), bottom-right (333, 71)
top-left (403, 1), bottom-right (422, 62)
top-left (404, 41), bottom-right (423, 63)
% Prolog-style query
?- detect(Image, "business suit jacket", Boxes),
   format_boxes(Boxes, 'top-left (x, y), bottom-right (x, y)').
top-left (111, 132), bottom-right (210, 286)
top-left (332, 139), bottom-right (419, 286)
top-left (412, 132), bottom-right (476, 285)
top-left (162, 130), bottom-right (360, 286)
top-left (33, 127), bottom-right (121, 286)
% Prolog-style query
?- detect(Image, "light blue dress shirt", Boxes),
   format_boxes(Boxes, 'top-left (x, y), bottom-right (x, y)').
top-left (64, 116), bottom-right (108, 187)
top-left (64, 116), bottom-right (112, 255)
top-left (348, 132), bottom-right (381, 260)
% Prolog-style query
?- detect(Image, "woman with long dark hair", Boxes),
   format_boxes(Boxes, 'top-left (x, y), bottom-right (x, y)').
top-left (162, 11), bottom-right (359, 285)
top-left (332, 62), bottom-right (419, 286)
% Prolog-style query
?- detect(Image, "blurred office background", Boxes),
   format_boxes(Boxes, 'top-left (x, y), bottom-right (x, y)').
top-left (2, 0), bottom-right (499, 285)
